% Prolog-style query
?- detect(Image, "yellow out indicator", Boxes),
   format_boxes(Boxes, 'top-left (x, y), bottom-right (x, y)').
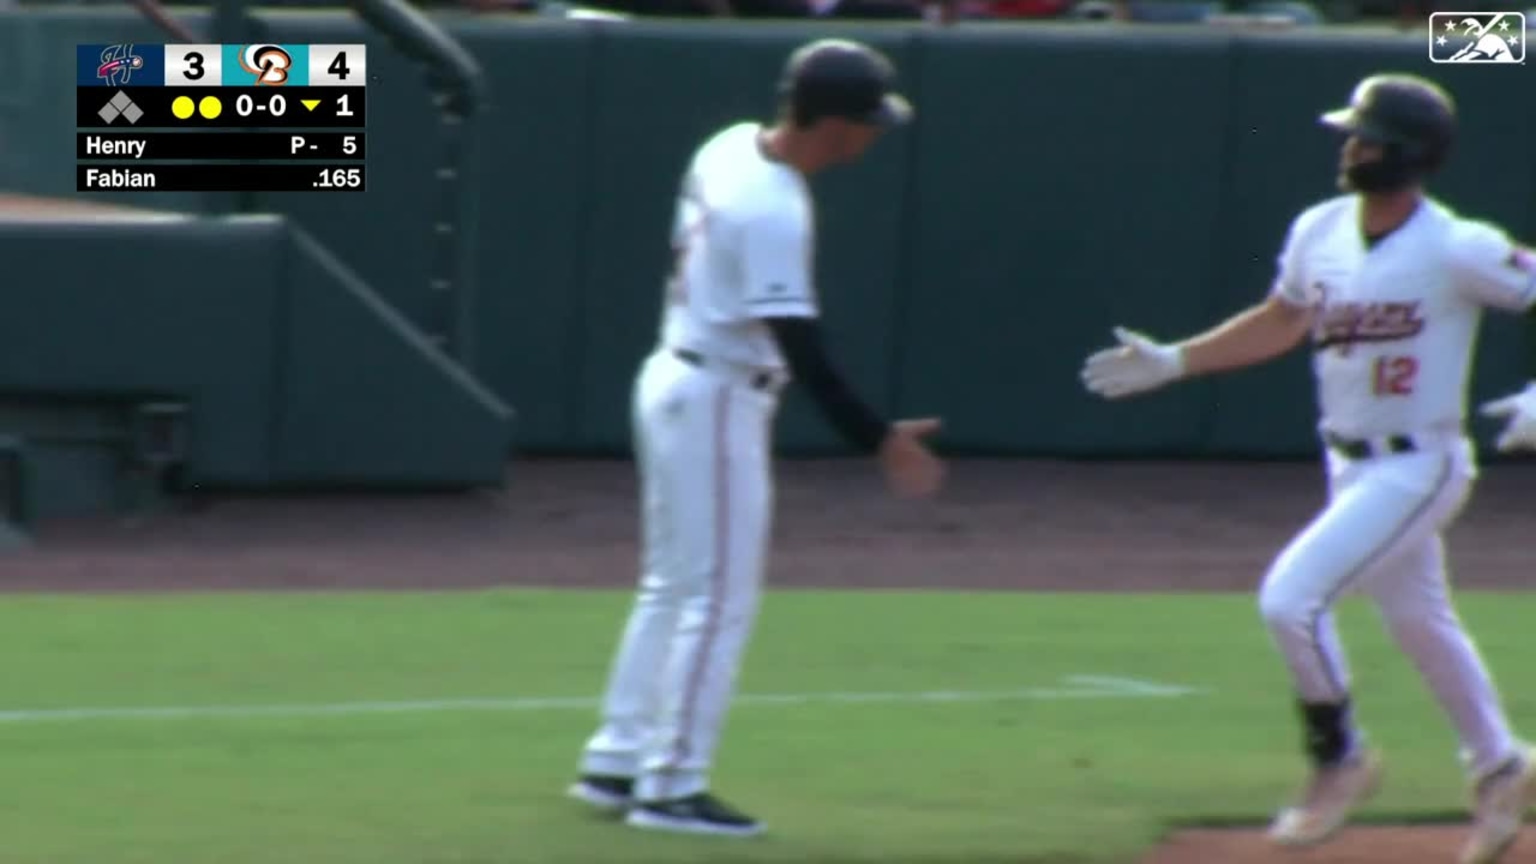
top-left (171, 96), bottom-right (195, 120)
top-left (198, 95), bottom-right (222, 119)
top-left (301, 99), bottom-right (320, 112)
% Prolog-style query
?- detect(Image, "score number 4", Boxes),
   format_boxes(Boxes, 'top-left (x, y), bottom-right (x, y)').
top-left (329, 52), bottom-right (356, 117)
top-left (1372, 355), bottom-right (1418, 397)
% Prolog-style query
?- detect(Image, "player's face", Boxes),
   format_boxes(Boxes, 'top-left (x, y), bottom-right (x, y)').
top-left (1342, 135), bottom-right (1383, 166)
top-left (1337, 135), bottom-right (1384, 190)
top-left (822, 120), bottom-right (884, 165)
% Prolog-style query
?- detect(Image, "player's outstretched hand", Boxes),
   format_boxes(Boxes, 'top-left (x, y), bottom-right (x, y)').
top-left (878, 418), bottom-right (945, 499)
top-left (1480, 382), bottom-right (1536, 452)
top-left (1081, 327), bottom-right (1186, 399)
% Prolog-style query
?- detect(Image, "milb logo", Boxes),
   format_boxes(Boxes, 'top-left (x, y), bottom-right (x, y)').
top-left (1428, 11), bottom-right (1525, 63)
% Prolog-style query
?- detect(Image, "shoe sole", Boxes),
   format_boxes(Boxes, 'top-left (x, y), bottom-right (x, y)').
top-left (1269, 804), bottom-right (1371, 849)
top-left (1462, 819), bottom-right (1524, 864)
top-left (1460, 762), bottom-right (1536, 864)
top-left (1463, 836), bottom-right (1517, 864)
top-left (1269, 816), bottom-right (1350, 849)
top-left (625, 808), bottom-right (764, 838)
top-left (567, 782), bottom-right (631, 814)
top-left (1267, 761), bottom-right (1383, 848)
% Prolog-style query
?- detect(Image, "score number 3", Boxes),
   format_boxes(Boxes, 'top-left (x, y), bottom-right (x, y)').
top-left (1372, 355), bottom-right (1418, 397)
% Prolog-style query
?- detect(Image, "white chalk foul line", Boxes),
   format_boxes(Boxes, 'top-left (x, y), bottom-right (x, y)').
top-left (0, 676), bottom-right (1202, 725)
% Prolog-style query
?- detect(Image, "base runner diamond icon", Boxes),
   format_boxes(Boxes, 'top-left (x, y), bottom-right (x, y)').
top-left (97, 90), bottom-right (144, 124)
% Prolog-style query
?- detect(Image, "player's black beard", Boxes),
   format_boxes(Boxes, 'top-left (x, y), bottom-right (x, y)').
top-left (1340, 159), bottom-right (1416, 194)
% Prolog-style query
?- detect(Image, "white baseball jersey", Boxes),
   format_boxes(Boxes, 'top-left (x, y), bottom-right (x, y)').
top-left (1271, 195), bottom-right (1536, 439)
top-left (658, 122), bottom-right (820, 372)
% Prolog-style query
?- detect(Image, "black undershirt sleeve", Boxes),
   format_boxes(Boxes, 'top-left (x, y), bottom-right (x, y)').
top-left (764, 316), bottom-right (889, 453)
top-left (1526, 303), bottom-right (1536, 380)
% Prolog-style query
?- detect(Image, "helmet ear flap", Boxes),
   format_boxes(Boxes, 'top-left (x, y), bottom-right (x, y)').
top-left (1418, 134), bottom-right (1450, 175)
top-left (1412, 143), bottom-right (1440, 174)
top-left (1394, 133), bottom-right (1448, 175)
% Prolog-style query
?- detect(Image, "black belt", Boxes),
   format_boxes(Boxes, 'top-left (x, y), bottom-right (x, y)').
top-left (1324, 432), bottom-right (1417, 460)
top-left (671, 349), bottom-right (776, 392)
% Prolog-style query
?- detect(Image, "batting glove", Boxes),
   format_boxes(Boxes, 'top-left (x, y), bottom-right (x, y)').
top-left (1480, 381), bottom-right (1536, 452)
top-left (1081, 327), bottom-right (1187, 400)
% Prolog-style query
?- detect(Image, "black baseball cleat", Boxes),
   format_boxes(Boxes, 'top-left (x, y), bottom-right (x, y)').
top-left (566, 774), bottom-right (634, 813)
top-left (625, 791), bottom-right (765, 837)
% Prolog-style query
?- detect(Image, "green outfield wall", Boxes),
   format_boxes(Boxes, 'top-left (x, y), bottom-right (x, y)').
top-left (0, 214), bottom-right (513, 518)
top-left (5, 12), bottom-right (1530, 485)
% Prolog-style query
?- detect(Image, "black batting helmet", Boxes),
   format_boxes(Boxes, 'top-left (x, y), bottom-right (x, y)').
top-left (1319, 73), bottom-right (1457, 191)
top-left (778, 39), bottom-right (914, 129)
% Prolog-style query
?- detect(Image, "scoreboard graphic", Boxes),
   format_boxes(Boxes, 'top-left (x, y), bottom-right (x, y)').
top-left (75, 43), bottom-right (367, 192)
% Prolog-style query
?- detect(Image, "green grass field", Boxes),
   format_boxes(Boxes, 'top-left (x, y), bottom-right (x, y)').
top-left (3, 589), bottom-right (1533, 863)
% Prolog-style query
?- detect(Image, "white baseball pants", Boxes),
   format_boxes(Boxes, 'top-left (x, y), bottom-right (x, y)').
top-left (1258, 433), bottom-right (1526, 779)
top-left (579, 348), bottom-right (778, 801)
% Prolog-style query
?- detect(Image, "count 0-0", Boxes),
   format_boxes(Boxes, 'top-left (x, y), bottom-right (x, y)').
top-left (238, 93), bottom-right (286, 117)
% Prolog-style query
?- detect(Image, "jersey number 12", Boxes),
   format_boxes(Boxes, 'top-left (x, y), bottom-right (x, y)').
top-left (1372, 355), bottom-right (1418, 397)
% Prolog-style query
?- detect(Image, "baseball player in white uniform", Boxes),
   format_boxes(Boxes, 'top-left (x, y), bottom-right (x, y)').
top-left (565, 39), bottom-right (944, 838)
top-left (1081, 74), bottom-right (1536, 863)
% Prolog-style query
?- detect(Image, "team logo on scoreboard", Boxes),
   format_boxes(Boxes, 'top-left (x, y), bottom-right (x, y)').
top-left (96, 44), bottom-right (144, 86)
top-left (240, 45), bottom-right (294, 85)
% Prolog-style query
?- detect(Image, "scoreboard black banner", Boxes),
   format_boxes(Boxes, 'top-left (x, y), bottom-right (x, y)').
top-left (77, 163), bottom-right (366, 192)
top-left (77, 86), bottom-right (365, 129)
